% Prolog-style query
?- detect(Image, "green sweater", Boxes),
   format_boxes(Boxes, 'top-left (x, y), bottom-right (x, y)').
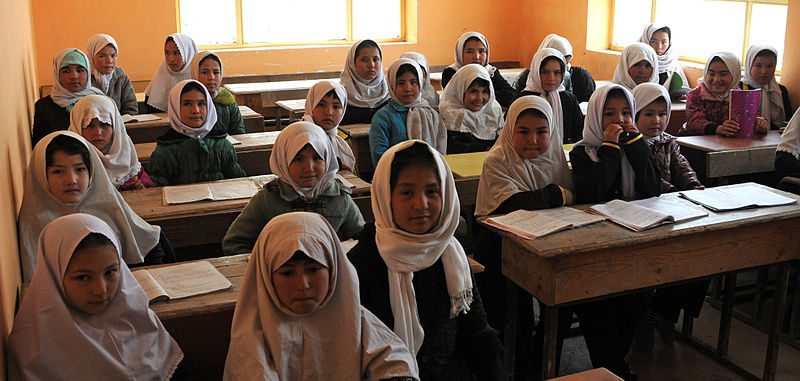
top-left (208, 89), bottom-right (245, 137)
top-left (222, 178), bottom-right (365, 255)
top-left (147, 130), bottom-right (247, 186)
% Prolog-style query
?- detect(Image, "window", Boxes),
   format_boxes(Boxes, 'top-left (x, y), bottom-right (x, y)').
top-left (611, 0), bottom-right (787, 69)
top-left (178, 0), bottom-right (405, 48)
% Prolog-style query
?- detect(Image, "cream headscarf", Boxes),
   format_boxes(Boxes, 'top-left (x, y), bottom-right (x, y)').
top-left (448, 31), bottom-right (497, 76)
top-left (9, 214), bottom-right (182, 381)
top-left (632, 82), bottom-right (672, 145)
top-left (438, 63), bottom-right (503, 140)
top-left (777, 108), bottom-right (800, 158)
top-left (269, 121), bottom-right (338, 200)
top-left (372, 140), bottom-right (473, 356)
top-left (701, 52), bottom-right (742, 101)
top-left (538, 34), bottom-right (573, 70)
top-left (223, 212), bottom-right (418, 380)
top-left (17, 131), bottom-right (161, 282)
top-left (86, 34), bottom-right (119, 94)
top-left (525, 49), bottom-right (567, 138)
top-left (387, 58), bottom-right (447, 155)
top-left (638, 24), bottom-right (689, 85)
top-left (400, 52), bottom-right (439, 107)
top-left (612, 43), bottom-right (659, 91)
top-left (475, 96), bottom-right (573, 216)
top-left (339, 39), bottom-right (390, 108)
top-left (167, 79), bottom-right (218, 139)
top-left (189, 51), bottom-right (223, 98)
top-left (743, 45), bottom-right (786, 127)
top-left (301, 80), bottom-right (357, 171)
top-left (144, 33), bottom-right (198, 111)
top-left (50, 48), bottom-right (104, 111)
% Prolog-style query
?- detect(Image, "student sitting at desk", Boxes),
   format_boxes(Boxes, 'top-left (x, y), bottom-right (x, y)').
top-left (147, 79), bottom-right (246, 186)
top-left (190, 51), bottom-right (245, 136)
top-left (439, 63), bottom-right (503, 154)
top-left (442, 31), bottom-right (516, 108)
top-left (222, 122), bottom-right (364, 255)
top-left (302, 80), bottom-right (357, 171)
top-left (339, 39), bottom-right (390, 125)
top-left (400, 52), bottom-right (439, 107)
top-left (612, 43), bottom-right (659, 92)
top-left (144, 33), bottom-right (197, 113)
top-left (86, 33), bottom-right (139, 116)
top-left (741, 45), bottom-right (793, 130)
top-left (776, 108), bottom-right (800, 188)
top-left (639, 24), bottom-right (691, 100)
top-left (8, 214), bottom-right (188, 381)
top-left (514, 33), bottom-right (596, 103)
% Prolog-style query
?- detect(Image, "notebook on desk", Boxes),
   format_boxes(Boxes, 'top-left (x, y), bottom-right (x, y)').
top-left (132, 260), bottom-right (232, 304)
top-left (162, 178), bottom-right (260, 205)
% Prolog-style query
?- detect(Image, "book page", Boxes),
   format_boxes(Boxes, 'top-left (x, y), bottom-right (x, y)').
top-left (250, 174), bottom-right (277, 189)
top-left (485, 210), bottom-right (573, 239)
top-left (680, 189), bottom-right (753, 212)
top-left (131, 269), bottom-right (168, 303)
top-left (147, 260), bottom-right (232, 300)
top-left (631, 196), bottom-right (708, 223)
top-left (719, 184), bottom-right (797, 207)
top-left (208, 179), bottom-right (259, 201)
top-left (535, 207), bottom-right (605, 227)
top-left (162, 183), bottom-right (213, 205)
top-left (226, 135), bottom-right (242, 145)
top-left (589, 199), bottom-right (673, 231)
top-left (122, 113), bottom-right (161, 123)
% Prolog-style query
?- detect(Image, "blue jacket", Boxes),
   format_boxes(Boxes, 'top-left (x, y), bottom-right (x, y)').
top-left (369, 99), bottom-right (409, 165)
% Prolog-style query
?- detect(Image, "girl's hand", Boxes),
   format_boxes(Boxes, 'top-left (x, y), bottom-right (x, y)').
top-left (603, 123), bottom-right (624, 143)
top-left (716, 119), bottom-right (740, 137)
top-left (694, 185), bottom-right (705, 190)
top-left (755, 117), bottom-right (769, 134)
top-left (622, 124), bottom-right (640, 134)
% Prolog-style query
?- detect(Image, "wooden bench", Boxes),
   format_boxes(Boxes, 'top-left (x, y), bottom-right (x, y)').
top-left (339, 123), bottom-right (373, 177)
top-left (275, 99), bottom-right (306, 124)
top-left (225, 79), bottom-right (328, 129)
top-left (125, 106), bottom-right (264, 143)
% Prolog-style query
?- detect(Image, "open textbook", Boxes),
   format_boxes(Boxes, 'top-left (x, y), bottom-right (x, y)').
top-left (680, 183), bottom-right (797, 212)
top-left (162, 178), bottom-right (260, 205)
top-left (121, 113), bottom-right (161, 123)
top-left (132, 260), bottom-right (232, 303)
top-left (589, 197), bottom-right (708, 232)
top-left (484, 207), bottom-right (605, 240)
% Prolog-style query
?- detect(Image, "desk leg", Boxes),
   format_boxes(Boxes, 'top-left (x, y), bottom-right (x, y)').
top-left (542, 304), bottom-right (559, 380)
top-left (718, 274), bottom-right (736, 357)
top-left (504, 279), bottom-right (519, 381)
top-left (764, 263), bottom-right (790, 381)
top-left (275, 108), bottom-right (282, 130)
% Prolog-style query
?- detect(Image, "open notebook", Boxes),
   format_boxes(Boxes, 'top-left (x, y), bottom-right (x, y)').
top-left (589, 197), bottom-right (708, 232)
top-left (122, 113), bottom-right (161, 123)
top-left (484, 207), bottom-right (605, 240)
top-left (162, 178), bottom-right (260, 205)
top-left (680, 183), bottom-right (797, 212)
top-left (132, 260), bottom-right (232, 304)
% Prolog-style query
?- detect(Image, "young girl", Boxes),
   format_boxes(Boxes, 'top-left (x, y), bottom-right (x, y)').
top-left (222, 121), bottom-right (364, 255)
top-left (400, 51), bottom-right (439, 107)
top-left (32, 48), bottom-right (104, 146)
top-left (682, 52), bottom-right (769, 136)
top-left (302, 80), bottom-right (356, 171)
top-left (612, 43), bottom-right (659, 92)
top-left (87, 33), bottom-right (139, 115)
top-left (147, 79), bottom-right (246, 185)
top-left (68, 94), bottom-right (154, 190)
top-left (638, 24), bottom-right (691, 99)
top-left (438, 63), bottom-right (503, 153)
top-left (515, 34), bottom-right (597, 103)
top-left (776, 108), bottom-right (800, 183)
top-left (349, 140), bottom-right (503, 380)
top-left (144, 33), bottom-right (197, 113)
top-left (9, 214), bottom-right (187, 381)
top-left (17, 131), bottom-right (166, 282)
top-left (339, 39), bottom-right (390, 125)
top-left (517, 48), bottom-right (585, 143)
top-left (442, 31), bottom-right (516, 108)
top-left (741, 45), bottom-right (793, 130)
top-left (190, 51), bottom-right (246, 136)
top-left (370, 58), bottom-right (445, 165)
top-left (223, 212), bottom-right (418, 380)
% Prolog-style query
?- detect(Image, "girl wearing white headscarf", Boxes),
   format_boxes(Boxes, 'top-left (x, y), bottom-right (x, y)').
top-left (32, 48), bottom-right (105, 146)
top-left (400, 52), bottom-right (439, 107)
top-left (439, 63), bottom-right (503, 153)
top-left (370, 59), bottom-right (446, 165)
top-left (741, 45), bottom-right (793, 129)
top-left (86, 33), bottom-right (139, 116)
top-left (223, 212), bottom-right (417, 380)
top-left (348, 140), bottom-right (503, 380)
top-left (222, 122), bottom-right (364, 255)
top-left (189, 51), bottom-right (246, 137)
top-left (776, 108), bottom-right (800, 183)
top-left (514, 34), bottom-right (597, 103)
top-left (340, 39), bottom-right (390, 125)
top-left (442, 31), bottom-right (516, 108)
top-left (638, 24), bottom-right (691, 99)
top-left (147, 79), bottom-right (246, 185)
top-left (612, 43), bottom-right (659, 92)
top-left (9, 214), bottom-right (186, 381)
top-left (144, 33), bottom-right (198, 112)
top-left (302, 80), bottom-right (357, 171)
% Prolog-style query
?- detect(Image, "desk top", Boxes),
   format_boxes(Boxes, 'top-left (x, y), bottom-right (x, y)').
top-left (430, 68), bottom-right (525, 84)
top-left (676, 130), bottom-right (782, 153)
top-left (126, 106), bottom-right (261, 131)
top-left (340, 123), bottom-right (371, 138)
top-left (135, 131), bottom-right (280, 161)
top-left (275, 99), bottom-right (306, 112)
top-left (445, 151), bottom-right (489, 178)
top-left (225, 79), bottom-right (325, 95)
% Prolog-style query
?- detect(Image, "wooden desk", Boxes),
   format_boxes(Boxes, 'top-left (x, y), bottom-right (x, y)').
top-left (430, 68), bottom-right (525, 90)
top-left (125, 106), bottom-right (264, 143)
top-left (493, 184), bottom-right (800, 380)
top-left (676, 130), bottom-right (781, 184)
top-left (339, 123), bottom-right (373, 176)
top-left (548, 368), bottom-right (622, 380)
top-left (275, 99), bottom-right (306, 124)
top-left (225, 80), bottom-right (325, 129)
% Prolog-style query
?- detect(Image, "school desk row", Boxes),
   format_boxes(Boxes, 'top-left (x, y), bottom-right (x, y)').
top-left (125, 105), bottom-right (265, 143)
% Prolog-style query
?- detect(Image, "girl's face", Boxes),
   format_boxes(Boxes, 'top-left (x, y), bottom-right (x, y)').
top-left (512, 113), bottom-right (550, 159)
top-left (92, 44), bottom-right (118, 75)
top-left (462, 38), bottom-right (488, 66)
top-left (63, 243), bottom-right (120, 315)
top-left (288, 144), bottom-right (326, 188)
top-left (648, 31), bottom-right (670, 56)
top-left (602, 95), bottom-right (634, 129)
top-left (312, 93), bottom-right (345, 131)
top-left (540, 58), bottom-right (564, 93)
top-left (637, 100), bottom-right (668, 138)
top-left (81, 118), bottom-right (114, 152)
top-left (272, 256), bottom-right (330, 315)
top-left (198, 58), bottom-right (223, 95)
top-left (394, 71), bottom-right (420, 104)
top-left (355, 47), bottom-right (381, 81)
top-left (628, 60), bottom-right (654, 85)
top-left (463, 82), bottom-right (490, 112)
top-left (59, 64), bottom-right (88, 92)
top-left (164, 40), bottom-right (185, 72)
top-left (47, 150), bottom-right (90, 204)
top-left (391, 164), bottom-right (442, 234)
top-left (180, 89), bottom-right (208, 128)
top-left (704, 60), bottom-right (733, 96)
top-left (749, 54), bottom-right (777, 86)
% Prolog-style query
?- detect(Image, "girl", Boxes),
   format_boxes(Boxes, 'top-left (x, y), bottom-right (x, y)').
top-left (776, 108), bottom-right (800, 183)
top-left (517, 48), bottom-right (585, 144)
top-left (400, 51), bottom-right (439, 107)
top-left (147, 79), bottom-right (246, 185)
top-left (349, 140), bottom-right (504, 380)
top-left (222, 122), bottom-right (363, 255)
top-left (9, 214), bottom-right (187, 381)
top-left (438, 63), bottom-right (503, 153)
top-left (741, 45), bottom-right (793, 130)
top-left (223, 212), bottom-right (418, 380)
top-left (302, 80), bottom-right (357, 171)
top-left (514, 34), bottom-right (597, 103)
top-left (144, 33), bottom-right (197, 113)
top-left (442, 31), bottom-right (516, 108)
top-left (638, 24), bottom-right (691, 99)
top-left (339, 39), bottom-right (390, 125)
top-left (370, 58), bottom-right (445, 165)
top-left (68, 94), bottom-right (154, 190)
top-left (17, 131), bottom-right (167, 282)
top-left (612, 43), bottom-right (659, 92)
top-left (87, 33), bottom-right (139, 115)
top-left (32, 48), bottom-right (104, 146)
top-left (682, 52), bottom-right (769, 136)
top-left (190, 51), bottom-right (246, 136)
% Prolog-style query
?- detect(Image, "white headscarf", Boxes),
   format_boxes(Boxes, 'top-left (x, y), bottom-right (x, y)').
top-left (269, 121), bottom-right (338, 200)
top-left (777, 108), bottom-right (800, 159)
top-left (400, 52), bottom-right (439, 107)
top-left (86, 34), bottom-right (118, 94)
top-left (702, 52), bottom-right (742, 100)
top-left (223, 212), bottom-right (418, 380)
top-left (439, 63), bottom-right (503, 140)
top-left (301, 80), bottom-right (357, 171)
top-left (538, 34), bottom-right (574, 70)
top-left (743, 45), bottom-right (785, 127)
top-left (475, 96), bottom-right (573, 216)
top-left (167, 79), bottom-right (218, 139)
top-left (189, 51), bottom-right (223, 98)
top-left (372, 140), bottom-right (473, 356)
top-left (612, 43), bottom-right (659, 91)
top-left (632, 82), bottom-right (672, 145)
top-left (9, 214), bottom-right (183, 381)
top-left (68, 94), bottom-right (142, 186)
top-left (448, 31), bottom-right (497, 76)
top-left (387, 58), bottom-right (447, 155)
top-left (339, 39), bottom-right (390, 108)
top-left (525, 49), bottom-right (567, 138)
top-left (575, 84), bottom-right (638, 199)
top-left (145, 33), bottom-right (198, 111)
top-left (17, 131), bottom-right (161, 282)
top-left (638, 23), bottom-right (689, 84)
top-left (50, 48), bottom-right (104, 110)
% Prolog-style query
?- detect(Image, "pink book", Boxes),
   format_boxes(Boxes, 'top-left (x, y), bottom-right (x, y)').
top-left (729, 89), bottom-right (761, 138)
